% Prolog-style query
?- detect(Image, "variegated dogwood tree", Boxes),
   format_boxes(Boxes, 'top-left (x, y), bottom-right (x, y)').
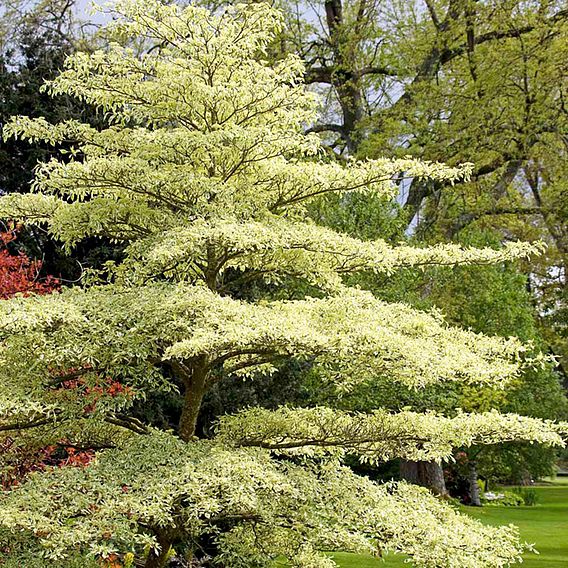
top-left (0, 2), bottom-right (566, 567)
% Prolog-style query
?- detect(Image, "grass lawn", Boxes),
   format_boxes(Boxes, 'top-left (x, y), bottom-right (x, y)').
top-left (326, 482), bottom-right (568, 567)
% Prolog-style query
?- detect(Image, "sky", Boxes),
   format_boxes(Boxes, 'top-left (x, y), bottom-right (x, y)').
top-left (76, 0), bottom-right (112, 29)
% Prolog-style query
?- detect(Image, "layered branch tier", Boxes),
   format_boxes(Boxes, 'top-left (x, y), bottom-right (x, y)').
top-left (216, 407), bottom-right (568, 462)
top-left (0, 430), bottom-right (529, 567)
top-left (0, 0), bottom-right (541, 292)
top-left (0, 191), bottom-right (543, 289)
top-left (0, 283), bottom-right (532, 408)
top-left (127, 218), bottom-right (544, 289)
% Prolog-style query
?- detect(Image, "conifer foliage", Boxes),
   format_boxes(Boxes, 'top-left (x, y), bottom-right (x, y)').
top-left (0, 2), bottom-right (566, 567)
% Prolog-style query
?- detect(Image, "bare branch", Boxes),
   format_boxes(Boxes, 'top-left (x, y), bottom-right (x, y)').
top-left (355, 66), bottom-right (399, 78)
top-left (305, 123), bottom-right (346, 135)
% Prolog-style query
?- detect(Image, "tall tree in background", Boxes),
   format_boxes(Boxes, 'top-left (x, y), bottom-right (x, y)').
top-left (0, 2), bottom-right (566, 567)
top-left (278, 0), bottom-right (567, 309)
top-left (273, 0), bottom-right (568, 490)
top-left (1, 0), bottom-right (84, 196)
top-left (0, 0), bottom-right (114, 280)
top-left (304, 202), bottom-right (568, 499)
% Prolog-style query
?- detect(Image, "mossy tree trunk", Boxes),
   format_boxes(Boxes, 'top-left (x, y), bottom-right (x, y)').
top-left (468, 460), bottom-right (482, 507)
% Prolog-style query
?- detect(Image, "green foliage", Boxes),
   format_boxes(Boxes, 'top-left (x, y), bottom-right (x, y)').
top-left (314, 202), bottom-right (568, 482)
top-left (513, 487), bottom-right (540, 507)
top-left (0, 23), bottom-right (73, 197)
top-left (276, 0), bottom-right (568, 381)
top-left (481, 491), bottom-right (525, 508)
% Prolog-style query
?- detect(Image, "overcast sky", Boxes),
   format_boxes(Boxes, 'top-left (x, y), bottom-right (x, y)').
top-left (76, 0), bottom-right (111, 28)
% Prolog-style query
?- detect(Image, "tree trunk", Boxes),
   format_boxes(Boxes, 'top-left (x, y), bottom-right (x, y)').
top-left (177, 357), bottom-right (209, 442)
top-left (143, 360), bottom-right (210, 568)
top-left (400, 460), bottom-right (448, 496)
top-left (468, 461), bottom-right (482, 506)
top-left (324, 0), bottom-right (364, 153)
top-left (402, 178), bottom-right (439, 231)
top-left (144, 531), bottom-right (174, 568)
top-left (519, 468), bottom-right (532, 486)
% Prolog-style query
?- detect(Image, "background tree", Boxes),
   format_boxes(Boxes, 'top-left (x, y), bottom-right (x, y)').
top-left (308, 189), bottom-right (568, 498)
top-left (0, 0), bottom-right (85, 197)
top-left (275, 0), bottom-right (567, 342)
top-left (266, 0), bottom-right (568, 491)
top-left (0, 0), bottom-right (118, 280)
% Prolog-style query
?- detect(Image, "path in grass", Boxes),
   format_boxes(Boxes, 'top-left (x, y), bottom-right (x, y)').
top-left (328, 483), bottom-right (568, 568)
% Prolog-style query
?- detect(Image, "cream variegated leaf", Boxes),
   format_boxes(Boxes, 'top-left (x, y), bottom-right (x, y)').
top-left (128, 217), bottom-right (546, 289)
top-left (215, 406), bottom-right (568, 462)
top-left (0, 282), bottom-right (529, 393)
top-left (0, 430), bottom-right (530, 567)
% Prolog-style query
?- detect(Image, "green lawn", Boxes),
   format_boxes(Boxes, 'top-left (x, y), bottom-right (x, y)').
top-left (327, 483), bottom-right (568, 568)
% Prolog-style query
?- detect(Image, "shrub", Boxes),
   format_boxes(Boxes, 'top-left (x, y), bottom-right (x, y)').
top-left (513, 486), bottom-right (539, 506)
top-left (482, 491), bottom-right (525, 507)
